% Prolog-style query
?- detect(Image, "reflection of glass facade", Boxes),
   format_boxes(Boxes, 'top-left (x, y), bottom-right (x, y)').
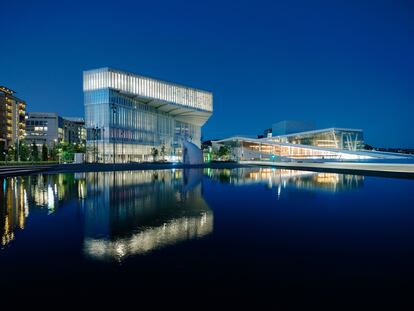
top-left (0, 169), bottom-right (212, 260)
top-left (82, 169), bottom-right (213, 261)
top-left (0, 178), bottom-right (28, 247)
top-left (83, 68), bottom-right (213, 163)
top-left (205, 167), bottom-right (364, 193)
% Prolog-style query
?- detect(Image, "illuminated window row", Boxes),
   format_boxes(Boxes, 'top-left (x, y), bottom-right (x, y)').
top-left (83, 68), bottom-right (212, 112)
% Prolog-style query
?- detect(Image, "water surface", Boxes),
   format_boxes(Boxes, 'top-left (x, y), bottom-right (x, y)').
top-left (1, 167), bottom-right (414, 302)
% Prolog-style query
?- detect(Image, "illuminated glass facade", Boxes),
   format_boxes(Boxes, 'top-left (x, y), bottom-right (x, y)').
top-left (270, 128), bottom-right (364, 151)
top-left (214, 134), bottom-right (413, 161)
top-left (83, 68), bottom-right (213, 163)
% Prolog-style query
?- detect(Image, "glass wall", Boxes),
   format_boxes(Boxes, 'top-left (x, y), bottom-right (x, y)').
top-left (214, 138), bottom-right (373, 161)
top-left (271, 129), bottom-right (364, 151)
top-left (83, 68), bottom-right (213, 112)
top-left (85, 89), bottom-right (202, 163)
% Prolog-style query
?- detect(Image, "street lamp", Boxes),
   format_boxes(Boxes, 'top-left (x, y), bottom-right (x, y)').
top-left (121, 130), bottom-right (124, 163)
top-left (102, 127), bottom-right (105, 164)
top-left (91, 127), bottom-right (95, 163)
top-left (94, 126), bottom-right (99, 163)
top-left (111, 103), bottom-right (117, 164)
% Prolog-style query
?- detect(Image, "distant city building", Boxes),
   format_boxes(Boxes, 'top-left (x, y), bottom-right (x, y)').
top-left (25, 113), bottom-right (86, 147)
top-left (62, 117), bottom-right (86, 144)
top-left (271, 120), bottom-right (315, 137)
top-left (83, 67), bottom-right (213, 163)
top-left (25, 112), bottom-right (63, 147)
top-left (257, 128), bottom-right (272, 139)
top-left (0, 86), bottom-right (26, 150)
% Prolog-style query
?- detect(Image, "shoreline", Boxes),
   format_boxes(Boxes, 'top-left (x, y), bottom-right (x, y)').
top-left (242, 160), bottom-right (414, 179)
top-left (1, 161), bottom-right (414, 179)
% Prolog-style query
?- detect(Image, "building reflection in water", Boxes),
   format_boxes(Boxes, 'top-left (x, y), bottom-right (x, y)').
top-left (1, 167), bottom-right (359, 252)
top-left (0, 178), bottom-right (29, 247)
top-left (82, 169), bottom-right (213, 262)
top-left (0, 174), bottom-right (86, 248)
top-left (205, 167), bottom-right (364, 195)
top-left (1, 170), bottom-right (212, 257)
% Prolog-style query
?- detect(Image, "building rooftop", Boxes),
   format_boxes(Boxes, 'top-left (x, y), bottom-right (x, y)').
top-left (271, 127), bottom-right (363, 138)
top-left (63, 117), bottom-right (84, 123)
top-left (0, 86), bottom-right (16, 95)
top-left (83, 67), bottom-right (213, 126)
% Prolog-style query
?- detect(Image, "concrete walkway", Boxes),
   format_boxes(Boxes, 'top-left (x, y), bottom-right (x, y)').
top-left (0, 162), bottom-right (245, 177)
top-left (0, 164), bottom-right (56, 177)
top-left (2, 161), bottom-right (414, 178)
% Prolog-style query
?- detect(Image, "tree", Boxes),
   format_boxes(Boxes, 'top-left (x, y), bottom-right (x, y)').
top-left (42, 144), bottom-right (48, 161)
top-left (0, 142), bottom-right (6, 161)
top-left (7, 146), bottom-right (15, 162)
top-left (218, 145), bottom-right (230, 160)
top-left (18, 141), bottom-right (30, 161)
top-left (160, 144), bottom-right (166, 161)
top-left (364, 144), bottom-right (374, 150)
top-left (73, 142), bottom-right (86, 153)
top-left (151, 147), bottom-right (159, 162)
top-left (59, 142), bottom-right (74, 163)
top-left (50, 144), bottom-right (59, 161)
top-left (31, 142), bottom-right (39, 161)
top-left (14, 142), bottom-right (19, 161)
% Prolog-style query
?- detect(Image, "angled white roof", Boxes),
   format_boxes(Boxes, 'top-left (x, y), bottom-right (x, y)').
top-left (272, 127), bottom-right (363, 138)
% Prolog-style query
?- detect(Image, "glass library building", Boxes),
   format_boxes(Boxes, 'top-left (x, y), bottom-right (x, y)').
top-left (83, 68), bottom-right (213, 163)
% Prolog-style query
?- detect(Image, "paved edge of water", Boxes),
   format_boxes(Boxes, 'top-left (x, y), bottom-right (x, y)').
top-left (0, 162), bottom-right (246, 177)
top-left (1, 161), bottom-right (414, 179)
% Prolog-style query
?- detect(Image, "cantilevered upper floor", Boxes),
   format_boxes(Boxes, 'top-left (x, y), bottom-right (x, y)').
top-left (83, 67), bottom-right (213, 126)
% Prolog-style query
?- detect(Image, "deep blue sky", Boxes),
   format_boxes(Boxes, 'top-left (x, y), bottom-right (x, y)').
top-left (1, 0), bottom-right (413, 147)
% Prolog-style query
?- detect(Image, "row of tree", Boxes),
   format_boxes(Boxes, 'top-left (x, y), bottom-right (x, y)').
top-left (151, 145), bottom-right (167, 161)
top-left (0, 141), bottom-right (85, 162)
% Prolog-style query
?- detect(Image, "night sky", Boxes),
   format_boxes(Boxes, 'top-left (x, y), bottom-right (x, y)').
top-left (1, 0), bottom-right (413, 147)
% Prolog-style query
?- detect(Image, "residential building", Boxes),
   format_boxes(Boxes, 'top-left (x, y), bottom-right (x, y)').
top-left (0, 86), bottom-right (26, 150)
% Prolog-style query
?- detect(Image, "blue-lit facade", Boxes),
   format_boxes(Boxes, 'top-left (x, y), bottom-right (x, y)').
top-left (83, 68), bottom-right (213, 163)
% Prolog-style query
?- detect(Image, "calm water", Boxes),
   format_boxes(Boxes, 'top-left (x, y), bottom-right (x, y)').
top-left (1, 167), bottom-right (414, 303)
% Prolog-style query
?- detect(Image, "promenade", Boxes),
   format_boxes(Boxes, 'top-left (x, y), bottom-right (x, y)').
top-left (1, 160), bottom-right (414, 179)
top-left (0, 162), bottom-right (245, 177)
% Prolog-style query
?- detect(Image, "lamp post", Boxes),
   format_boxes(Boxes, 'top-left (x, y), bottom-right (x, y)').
top-left (102, 127), bottom-right (105, 164)
top-left (121, 130), bottom-right (124, 163)
top-left (17, 133), bottom-right (20, 162)
top-left (91, 127), bottom-right (95, 163)
top-left (94, 125), bottom-right (99, 163)
top-left (111, 104), bottom-right (117, 164)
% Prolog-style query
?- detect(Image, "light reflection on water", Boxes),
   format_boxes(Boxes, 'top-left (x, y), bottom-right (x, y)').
top-left (0, 168), bottom-right (362, 258)
top-left (82, 169), bottom-right (213, 261)
top-left (206, 167), bottom-right (364, 194)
